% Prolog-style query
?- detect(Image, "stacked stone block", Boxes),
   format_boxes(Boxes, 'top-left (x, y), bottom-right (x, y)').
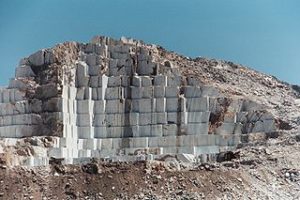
top-left (0, 37), bottom-right (277, 166)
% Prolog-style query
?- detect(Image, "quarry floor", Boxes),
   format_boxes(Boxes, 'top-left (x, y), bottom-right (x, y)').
top-left (1, 133), bottom-right (300, 200)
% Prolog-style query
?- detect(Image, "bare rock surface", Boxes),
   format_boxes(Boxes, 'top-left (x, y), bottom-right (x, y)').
top-left (0, 35), bottom-right (300, 199)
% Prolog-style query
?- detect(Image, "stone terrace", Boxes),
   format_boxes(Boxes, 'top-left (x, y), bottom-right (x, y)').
top-left (0, 36), bottom-right (276, 166)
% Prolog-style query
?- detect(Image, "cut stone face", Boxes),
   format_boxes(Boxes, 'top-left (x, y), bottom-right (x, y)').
top-left (15, 65), bottom-right (35, 78)
top-left (28, 50), bottom-right (45, 66)
top-left (0, 36), bottom-right (279, 166)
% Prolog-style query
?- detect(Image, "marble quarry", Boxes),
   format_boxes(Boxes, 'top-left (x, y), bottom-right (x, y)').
top-left (0, 36), bottom-right (277, 166)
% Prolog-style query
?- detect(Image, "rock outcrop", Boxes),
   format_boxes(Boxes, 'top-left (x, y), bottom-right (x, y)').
top-left (1, 36), bottom-right (297, 166)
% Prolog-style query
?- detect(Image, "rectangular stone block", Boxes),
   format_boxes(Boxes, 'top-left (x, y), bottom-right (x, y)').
top-left (194, 146), bottom-right (219, 155)
top-left (76, 63), bottom-right (89, 87)
top-left (77, 127), bottom-right (94, 139)
top-left (183, 86), bottom-right (202, 98)
top-left (92, 88), bottom-right (98, 100)
top-left (138, 53), bottom-right (151, 61)
top-left (128, 113), bottom-right (139, 126)
top-left (0, 102), bottom-right (16, 115)
top-left (163, 124), bottom-right (178, 136)
top-left (125, 126), bottom-right (139, 137)
top-left (109, 59), bottom-right (118, 69)
top-left (93, 100), bottom-right (105, 114)
top-left (162, 147), bottom-right (195, 155)
top-left (167, 76), bottom-right (181, 86)
top-left (137, 61), bottom-right (155, 75)
top-left (85, 139), bottom-right (97, 150)
top-left (0, 126), bottom-right (15, 137)
top-left (159, 136), bottom-right (177, 147)
top-left (78, 149), bottom-right (92, 157)
top-left (154, 75), bottom-right (167, 86)
top-left (154, 98), bottom-right (166, 112)
top-left (88, 65), bottom-right (101, 76)
top-left (11, 115), bottom-right (25, 125)
top-left (93, 114), bottom-right (106, 126)
top-left (186, 76), bottom-right (199, 86)
top-left (151, 125), bottom-right (163, 137)
top-left (77, 114), bottom-right (91, 127)
top-left (111, 52), bottom-right (129, 60)
top-left (182, 123), bottom-right (209, 135)
top-left (141, 87), bottom-right (153, 98)
top-left (0, 115), bottom-right (12, 126)
top-left (131, 87), bottom-right (142, 99)
top-left (76, 88), bottom-right (85, 100)
top-left (15, 65), bottom-right (35, 78)
top-left (101, 75), bottom-right (108, 88)
top-left (139, 113), bottom-right (152, 126)
top-left (138, 125), bottom-right (152, 137)
top-left (84, 87), bottom-right (92, 100)
top-left (187, 112), bottom-right (210, 123)
top-left (77, 100), bottom-right (93, 114)
top-left (141, 76), bottom-right (152, 87)
top-left (132, 99), bottom-right (153, 113)
top-left (167, 112), bottom-right (187, 124)
top-left (121, 76), bottom-right (130, 87)
top-left (151, 113), bottom-right (167, 124)
top-left (105, 114), bottom-right (123, 127)
top-left (106, 100), bottom-right (125, 113)
top-left (236, 111), bottom-right (273, 123)
top-left (200, 86), bottom-right (220, 97)
top-left (108, 76), bottom-right (121, 87)
top-left (2, 89), bottom-right (10, 103)
top-left (132, 76), bottom-right (142, 87)
top-left (98, 88), bottom-right (105, 100)
top-left (86, 54), bottom-right (97, 66)
top-left (186, 97), bottom-right (209, 112)
top-left (149, 136), bottom-right (176, 148)
top-left (101, 138), bottom-right (113, 149)
top-left (94, 126), bottom-right (107, 138)
top-left (89, 76), bottom-right (99, 87)
top-left (177, 135), bottom-right (195, 146)
top-left (106, 127), bottom-right (123, 138)
top-left (68, 87), bottom-right (77, 100)
top-left (28, 50), bottom-right (45, 66)
top-left (105, 87), bottom-right (123, 100)
top-left (17, 101), bottom-right (30, 114)
top-left (48, 148), bottom-right (68, 158)
top-left (131, 87), bottom-right (153, 99)
top-left (166, 98), bottom-right (178, 112)
top-left (139, 125), bottom-right (162, 137)
top-left (8, 79), bottom-right (27, 90)
top-left (165, 87), bottom-right (179, 98)
top-left (247, 120), bottom-right (275, 133)
top-left (15, 125), bottom-right (37, 137)
top-left (215, 123), bottom-right (236, 135)
top-left (154, 86), bottom-right (165, 98)
top-left (111, 138), bottom-right (123, 149)
top-left (223, 112), bottom-right (237, 123)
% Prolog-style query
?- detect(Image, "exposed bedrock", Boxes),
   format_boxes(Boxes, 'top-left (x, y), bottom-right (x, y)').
top-left (0, 36), bottom-right (292, 166)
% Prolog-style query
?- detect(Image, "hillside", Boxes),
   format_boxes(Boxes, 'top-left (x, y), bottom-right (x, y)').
top-left (0, 36), bottom-right (299, 199)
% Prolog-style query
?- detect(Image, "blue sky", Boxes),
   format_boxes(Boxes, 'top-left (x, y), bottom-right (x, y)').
top-left (0, 0), bottom-right (299, 85)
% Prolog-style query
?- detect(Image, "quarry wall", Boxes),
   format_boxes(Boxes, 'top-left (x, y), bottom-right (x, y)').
top-left (0, 36), bottom-right (276, 166)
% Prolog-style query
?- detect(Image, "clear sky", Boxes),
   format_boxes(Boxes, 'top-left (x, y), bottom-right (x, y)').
top-left (0, 0), bottom-right (299, 86)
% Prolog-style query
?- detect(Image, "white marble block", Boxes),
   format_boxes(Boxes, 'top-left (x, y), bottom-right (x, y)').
top-left (186, 97), bottom-right (209, 112)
